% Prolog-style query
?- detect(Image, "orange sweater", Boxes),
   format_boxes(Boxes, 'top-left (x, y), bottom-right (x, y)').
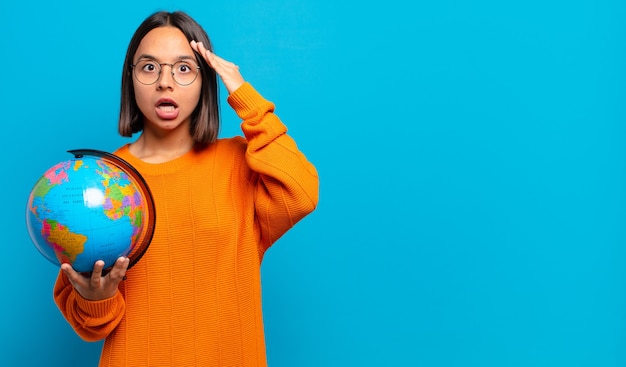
top-left (53, 83), bottom-right (319, 366)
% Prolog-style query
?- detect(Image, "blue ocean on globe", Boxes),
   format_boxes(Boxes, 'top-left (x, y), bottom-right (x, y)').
top-left (26, 155), bottom-right (149, 273)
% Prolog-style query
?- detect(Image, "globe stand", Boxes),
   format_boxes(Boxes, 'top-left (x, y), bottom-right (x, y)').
top-left (68, 149), bottom-right (156, 274)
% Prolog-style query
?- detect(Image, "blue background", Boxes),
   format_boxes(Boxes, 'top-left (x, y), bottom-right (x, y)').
top-left (3, 0), bottom-right (626, 366)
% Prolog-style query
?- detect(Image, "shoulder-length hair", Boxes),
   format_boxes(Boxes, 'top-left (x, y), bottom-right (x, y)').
top-left (118, 11), bottom-right (220, 145)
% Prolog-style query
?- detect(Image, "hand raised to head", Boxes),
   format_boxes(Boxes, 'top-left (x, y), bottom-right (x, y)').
top-left (191, 40), bottom-right (245, 94)
top-left (61, 257), bottom-right (129, 301)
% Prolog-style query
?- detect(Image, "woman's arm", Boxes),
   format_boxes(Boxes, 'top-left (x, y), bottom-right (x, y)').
top-left (230, 83), bottom-right (319, 249)
top-left (53, 259), bottom-right (128, 341)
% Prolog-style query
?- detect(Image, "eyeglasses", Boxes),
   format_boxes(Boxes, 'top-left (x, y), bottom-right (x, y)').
top-left (132, 59), bottom-right (200, 86)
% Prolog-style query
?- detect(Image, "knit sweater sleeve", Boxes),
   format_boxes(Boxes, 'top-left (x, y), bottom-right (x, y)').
top-left (53, 271), bottom-right (126, 342)
top-left (227, 82), bottom-right (319, 251)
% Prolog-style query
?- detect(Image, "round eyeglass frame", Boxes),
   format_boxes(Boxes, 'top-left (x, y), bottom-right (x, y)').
top-left (131, 60), bottom-right (201, 86)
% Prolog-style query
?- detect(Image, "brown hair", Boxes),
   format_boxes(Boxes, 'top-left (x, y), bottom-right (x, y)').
top-left (118, 11), bottom-right (220, 144)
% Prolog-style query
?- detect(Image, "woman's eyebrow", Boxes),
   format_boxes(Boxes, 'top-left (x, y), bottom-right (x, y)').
top-left (135, 53), bottom-right (196, 61)
top-left (134, 53), bottom-right (157, 61)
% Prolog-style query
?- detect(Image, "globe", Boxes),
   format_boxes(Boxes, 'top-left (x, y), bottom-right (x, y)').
top-left (26, 149), bottom-right (155, 273)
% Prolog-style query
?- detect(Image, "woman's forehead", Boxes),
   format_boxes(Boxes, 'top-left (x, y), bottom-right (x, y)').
top-left (135, 27), bottom-right (193, 60)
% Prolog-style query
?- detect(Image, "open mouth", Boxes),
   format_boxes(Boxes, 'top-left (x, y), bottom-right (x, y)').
top-left (154, 98), bottom-right (180, 119)
top-left (157, 100), bottom-right (178, 110)
top-left (158, 104), bottom-right (176, 112)
top-left (157, 102), bottom-right (178, 111)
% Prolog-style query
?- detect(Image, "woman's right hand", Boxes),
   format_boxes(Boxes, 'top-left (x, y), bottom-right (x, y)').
top-left (61, 257), bottom-right (129, 301)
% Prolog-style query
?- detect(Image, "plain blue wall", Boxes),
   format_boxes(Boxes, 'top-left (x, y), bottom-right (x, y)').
top-left (3, 0), bottom-right (626, 366)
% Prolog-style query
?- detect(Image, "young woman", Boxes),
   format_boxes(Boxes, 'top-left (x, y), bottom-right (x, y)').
top-left (53, 10), bottom-right (319, 366)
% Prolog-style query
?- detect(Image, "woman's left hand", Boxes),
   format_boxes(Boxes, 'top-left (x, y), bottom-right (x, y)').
top-left (191, 40), bottom-right (245, 94)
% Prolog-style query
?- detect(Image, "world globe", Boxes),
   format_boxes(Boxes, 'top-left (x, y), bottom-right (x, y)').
top-left (26, 149), bottom-right (155, 273)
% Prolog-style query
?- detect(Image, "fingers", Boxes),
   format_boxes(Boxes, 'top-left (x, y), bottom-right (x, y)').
top-left (90, 260), bottom-right (105, 287)
top-left (194, 42), bottom-right (235, 69)
top-left (61, 257), bottom-right (129, 301)
top-left (191, 40), bottom-right (234, 72)
top-left (61, 262), bottom-right (82, 288)
top-left (190, 40), bottom-right (215, 66)
top-left (190, 40), bottom-right (245, 94)
top-left (109, 257), bottom-right (130, 282)
top-left (94, 257), bottom-right (129, 283)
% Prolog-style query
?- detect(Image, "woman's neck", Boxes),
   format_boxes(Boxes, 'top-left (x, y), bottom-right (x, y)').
top-left (129, 127), bottom-right (195, 164)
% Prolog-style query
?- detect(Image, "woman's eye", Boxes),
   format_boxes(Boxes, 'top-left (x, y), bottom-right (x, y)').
top-left (141, 62), bottom-right (157, 72)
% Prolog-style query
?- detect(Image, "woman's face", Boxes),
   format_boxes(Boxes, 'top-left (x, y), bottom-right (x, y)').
top-left (132, 26), bottom-right (202, 135)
